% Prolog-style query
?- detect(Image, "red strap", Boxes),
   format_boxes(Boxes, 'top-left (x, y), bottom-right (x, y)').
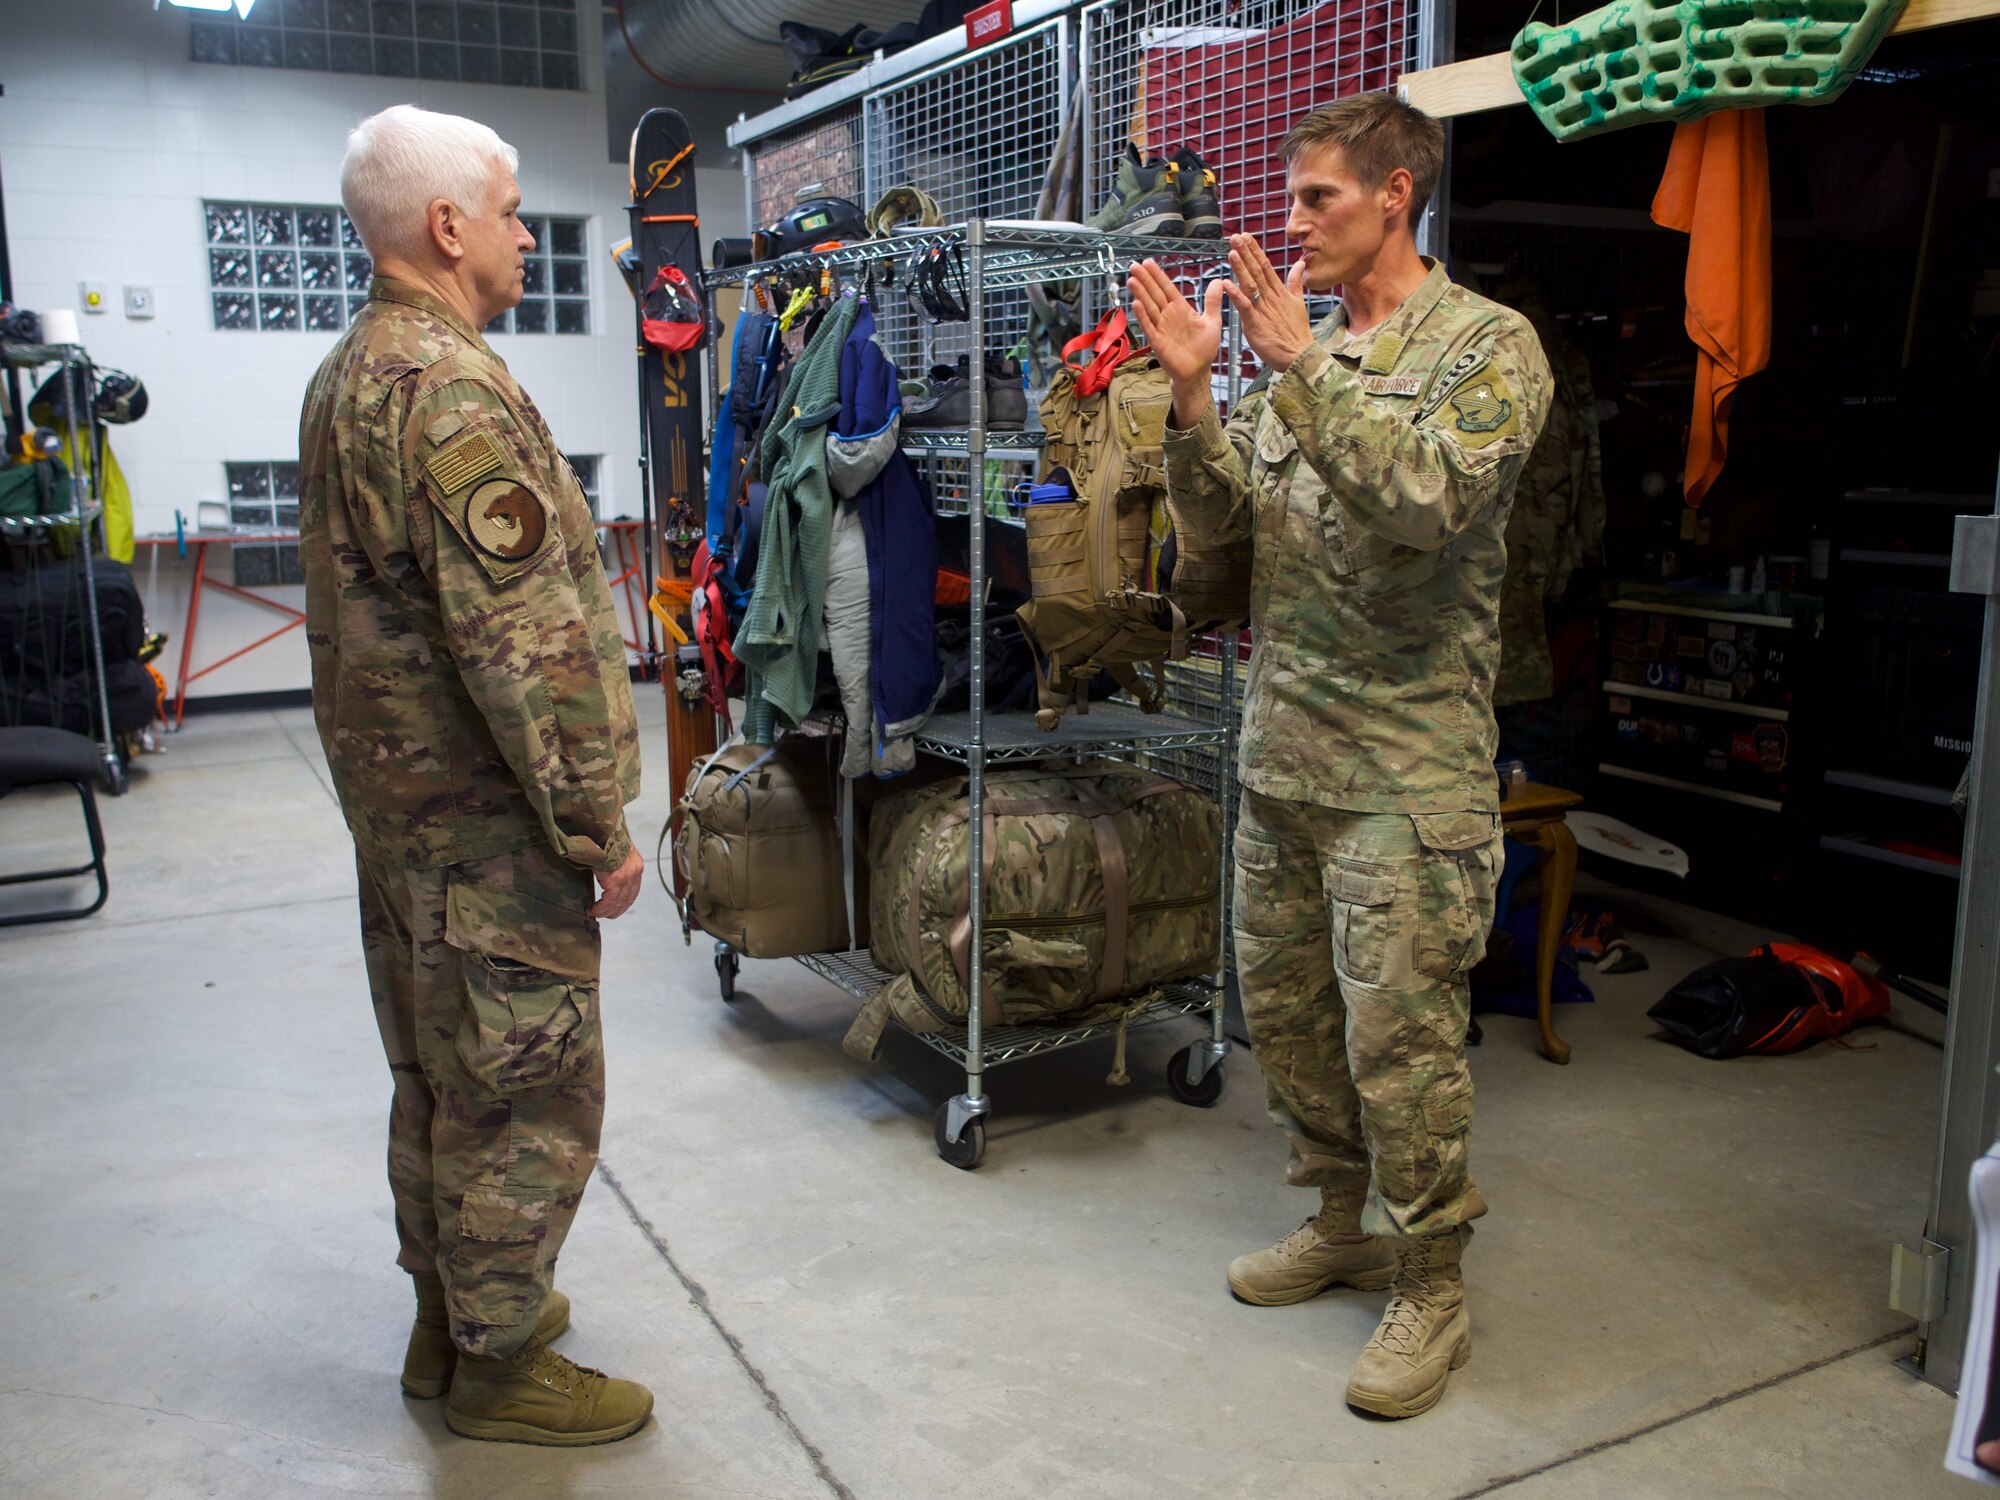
top-left (1062, 308), bottom-right (1133, 397)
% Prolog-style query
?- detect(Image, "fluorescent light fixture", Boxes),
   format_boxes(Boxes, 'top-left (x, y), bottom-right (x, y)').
top-left (155, 0), bottom-right (260, 17)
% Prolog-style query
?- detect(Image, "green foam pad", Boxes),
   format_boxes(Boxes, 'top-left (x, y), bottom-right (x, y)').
top-left (1511, 0), bottom-right (1909, 143)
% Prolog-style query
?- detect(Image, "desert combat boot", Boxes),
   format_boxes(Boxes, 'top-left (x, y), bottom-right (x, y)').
top-left (1227, 1187), bottom-right (1397, 1305)
top-left (403, 1272), bottom-right (572, 1398)
top-left (446, 1339), bottom-right (654, 1446)
top-left (1346, 1226), bottom-right (1472, 1419)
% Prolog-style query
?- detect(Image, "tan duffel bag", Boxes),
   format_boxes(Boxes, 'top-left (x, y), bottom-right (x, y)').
top-left (843, 760), bottom-right (1220, 1060)
top-left (672, 739), bottom-right (849, 958)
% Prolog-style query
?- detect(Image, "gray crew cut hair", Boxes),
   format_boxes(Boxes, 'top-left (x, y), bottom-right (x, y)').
top-left (340, 104), bottom-right (519, 263)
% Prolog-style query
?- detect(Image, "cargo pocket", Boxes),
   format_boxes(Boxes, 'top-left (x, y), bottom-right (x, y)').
top-left (448, 1180), bottom-right (554, 1331)
top-left (1330, 858), bottom-right (1399, 985)
top-left (445, 866), bottom-right (601, 1096)
top-left (1231, 827), bottom-right (1289, 939)
top-left (456, 955), bottom-right (592, 1093)
top-left (1422, 1071), bottom-right (1474, 1183)
top-left (1411, 812), bottom-right (1500, 981)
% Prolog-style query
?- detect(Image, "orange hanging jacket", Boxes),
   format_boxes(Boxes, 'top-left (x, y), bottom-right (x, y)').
top-left (1651, 111), bottom-right (1773, 507)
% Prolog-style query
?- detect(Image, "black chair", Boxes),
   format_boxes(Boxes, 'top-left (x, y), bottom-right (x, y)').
top-left (0, 726), bottom-right (109, 926)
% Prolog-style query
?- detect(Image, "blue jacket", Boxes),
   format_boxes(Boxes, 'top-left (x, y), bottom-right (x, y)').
top-left (827, 302), bottom-right (940, 771)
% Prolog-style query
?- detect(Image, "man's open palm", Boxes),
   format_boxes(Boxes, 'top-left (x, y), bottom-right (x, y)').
top-left (1126, 259), bottom-right (1224, 386)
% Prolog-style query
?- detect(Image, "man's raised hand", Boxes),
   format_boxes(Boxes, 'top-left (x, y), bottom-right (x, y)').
top-left (1126, 258), bottom-right (1224, 425)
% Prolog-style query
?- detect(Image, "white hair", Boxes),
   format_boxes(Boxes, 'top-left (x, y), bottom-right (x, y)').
top-left (340, 104), bottom-right (520, 262)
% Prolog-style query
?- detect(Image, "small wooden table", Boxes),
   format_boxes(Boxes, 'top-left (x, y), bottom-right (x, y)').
top-left (1499, 782), bottom-right (1585, 1065)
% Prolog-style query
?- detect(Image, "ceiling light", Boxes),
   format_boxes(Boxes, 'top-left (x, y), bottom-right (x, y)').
top-left (155, 0), bottom-right (261, 18)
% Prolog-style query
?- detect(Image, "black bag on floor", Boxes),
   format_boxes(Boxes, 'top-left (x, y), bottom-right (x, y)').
top-left (1647, 947), bottom-right (1886, 1059)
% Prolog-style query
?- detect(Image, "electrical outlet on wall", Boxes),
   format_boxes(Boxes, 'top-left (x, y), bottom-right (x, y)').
top-left (79, 281), bottom-right (108, 315)
top-left (124, 286), bottom-right (156, 320)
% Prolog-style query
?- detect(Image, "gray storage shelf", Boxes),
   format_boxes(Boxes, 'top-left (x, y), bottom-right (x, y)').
top-left (900, 428), bottom-right (1043, 455)
top-left (794, 948), bottom-right (1216, 1069)
top-left (915, 703), bottom-right (1228, 764)
top-left (696, 219), bottom-right (1241, 1168)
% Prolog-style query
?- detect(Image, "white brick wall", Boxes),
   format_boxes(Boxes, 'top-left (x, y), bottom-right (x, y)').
top-left (2, 0), bottom-right (744, 699)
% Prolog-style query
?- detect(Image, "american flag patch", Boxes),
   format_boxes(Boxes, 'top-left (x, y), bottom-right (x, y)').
top-left (425, 430), bottom-right (505, 495)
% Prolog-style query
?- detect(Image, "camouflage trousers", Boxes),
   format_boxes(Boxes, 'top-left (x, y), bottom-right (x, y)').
top-left (355, 841), bottom-right (605, 1359)
top-left (1232, 789), bottom-right (1500, 1239)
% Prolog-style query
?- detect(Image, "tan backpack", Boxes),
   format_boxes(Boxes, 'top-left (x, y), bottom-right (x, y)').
top-left (1017, 317), bottom-right (1250, 728)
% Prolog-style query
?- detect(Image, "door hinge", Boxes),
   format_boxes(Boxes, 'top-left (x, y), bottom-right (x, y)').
top-left (1950, 513), bottom-right (2000, 597)
top-left (1890, 1239), bottom-right (1950, 1322)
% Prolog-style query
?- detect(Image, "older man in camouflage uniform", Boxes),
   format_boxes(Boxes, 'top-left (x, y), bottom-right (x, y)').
top-left (1130, 93), bottom-right (1550, 1419)
top-left (300, 104), bottom-right (651, 1446)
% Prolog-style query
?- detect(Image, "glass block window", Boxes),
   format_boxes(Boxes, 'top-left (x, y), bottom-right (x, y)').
top-left (208, 202), bottom-right (373, 333)
top-left (566, 454), bottom-right (599, 519)
top-left (483, 217), bottom-right (589, 336)
top-left (189, 0), bottom-right (582, 90)
top-left (225, 462), bottom-right (304, 586)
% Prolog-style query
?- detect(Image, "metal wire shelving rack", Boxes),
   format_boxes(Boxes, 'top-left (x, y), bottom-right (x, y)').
top-left (2, 340), bottom-right (127, 793)
top-left (700, 222), bottom-right (1242, 1167)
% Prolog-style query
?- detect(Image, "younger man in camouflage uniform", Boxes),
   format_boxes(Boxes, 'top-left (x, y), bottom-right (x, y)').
top-left (300, 105), bottom-right (651, 1445)
top-left (1128, 94), bottom-right (1550, 1418)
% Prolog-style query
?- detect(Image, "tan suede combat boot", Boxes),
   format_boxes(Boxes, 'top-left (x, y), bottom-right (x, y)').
top-left (1226, 1189), bottom-right (1398, 1306)
top-left (402, 1274), bottom-right (572, 1398)
top-left (444, 1339), bottom-right (654, 1446)
top-left (1345, 1226), bottom-right (1472, 1419)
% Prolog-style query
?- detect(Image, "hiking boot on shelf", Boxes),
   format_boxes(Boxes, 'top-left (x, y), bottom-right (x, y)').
top-left (902, 354), bottom-right (1026, 430)
top-left (1172, 147), bottom-right (1224, 239)
top-left (1226, 1187), bottom-right (1397, 1306)
top-left (1088, 143), bottom-right (1186, 238)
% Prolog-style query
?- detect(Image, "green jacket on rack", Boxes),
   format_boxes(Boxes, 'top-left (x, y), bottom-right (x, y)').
top-left (739, 292), bottom-right (860, 745)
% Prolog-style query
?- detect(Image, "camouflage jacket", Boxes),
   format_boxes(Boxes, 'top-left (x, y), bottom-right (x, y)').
top-left (1164, 259), bottom-right (1551, 814)
top-left (1494, 301), bottom-right (1604, 706)
top-left (299, 279), bottom-right (640, 871)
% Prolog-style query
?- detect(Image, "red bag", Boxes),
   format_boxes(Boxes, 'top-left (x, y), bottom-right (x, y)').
top-left (641, 265), bottom-right (706, 353)
top-left (1647, 942), bottom-right (1890, 1058)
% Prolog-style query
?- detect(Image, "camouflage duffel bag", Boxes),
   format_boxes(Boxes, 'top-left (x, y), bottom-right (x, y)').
top-left (844, 761), bottom-right (1220, 1054)
top-left (672, 738), bottom-right (850, 958)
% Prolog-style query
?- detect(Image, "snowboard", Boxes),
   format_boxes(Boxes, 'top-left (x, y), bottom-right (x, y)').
top-left (626, 107), bottom-right (716, 856)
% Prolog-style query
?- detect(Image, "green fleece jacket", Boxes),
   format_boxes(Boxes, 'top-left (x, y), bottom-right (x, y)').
top-left (739, 292), bottom-right (860, 745)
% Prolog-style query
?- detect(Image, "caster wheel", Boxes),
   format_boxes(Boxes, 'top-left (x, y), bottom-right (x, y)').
top-left (932, 1102), bottom-right (986, 1170)
top-left (1166, 1044), bottom-right (1224, 1107)
top-left (714, 947), bottom-right (739, 1002)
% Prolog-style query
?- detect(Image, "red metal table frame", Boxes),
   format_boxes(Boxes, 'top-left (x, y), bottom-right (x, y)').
top-left (140, 520), bottom-right (652, 728)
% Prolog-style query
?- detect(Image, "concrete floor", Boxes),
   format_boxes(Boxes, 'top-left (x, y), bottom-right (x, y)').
top-left (0, 695), bottom-right (1971, 1499)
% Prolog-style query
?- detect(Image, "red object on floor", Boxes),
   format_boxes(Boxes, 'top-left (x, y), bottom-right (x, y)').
top-left (1748, 942), bottom-right (1891, 1052)
top-left (1142, 0), bottom-right (1407, 246)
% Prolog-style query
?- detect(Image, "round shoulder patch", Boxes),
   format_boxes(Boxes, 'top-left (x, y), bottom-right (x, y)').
top-left (466, 479), bottom-right (548, 562)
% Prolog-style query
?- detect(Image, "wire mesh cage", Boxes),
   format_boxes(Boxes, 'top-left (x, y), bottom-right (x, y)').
top-left (1081, 0), bottom-right (1419, 248)
top-left (746, 105), bottom-right (867, 232)
top-left (863, 18), bottom-right (1074, 379)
